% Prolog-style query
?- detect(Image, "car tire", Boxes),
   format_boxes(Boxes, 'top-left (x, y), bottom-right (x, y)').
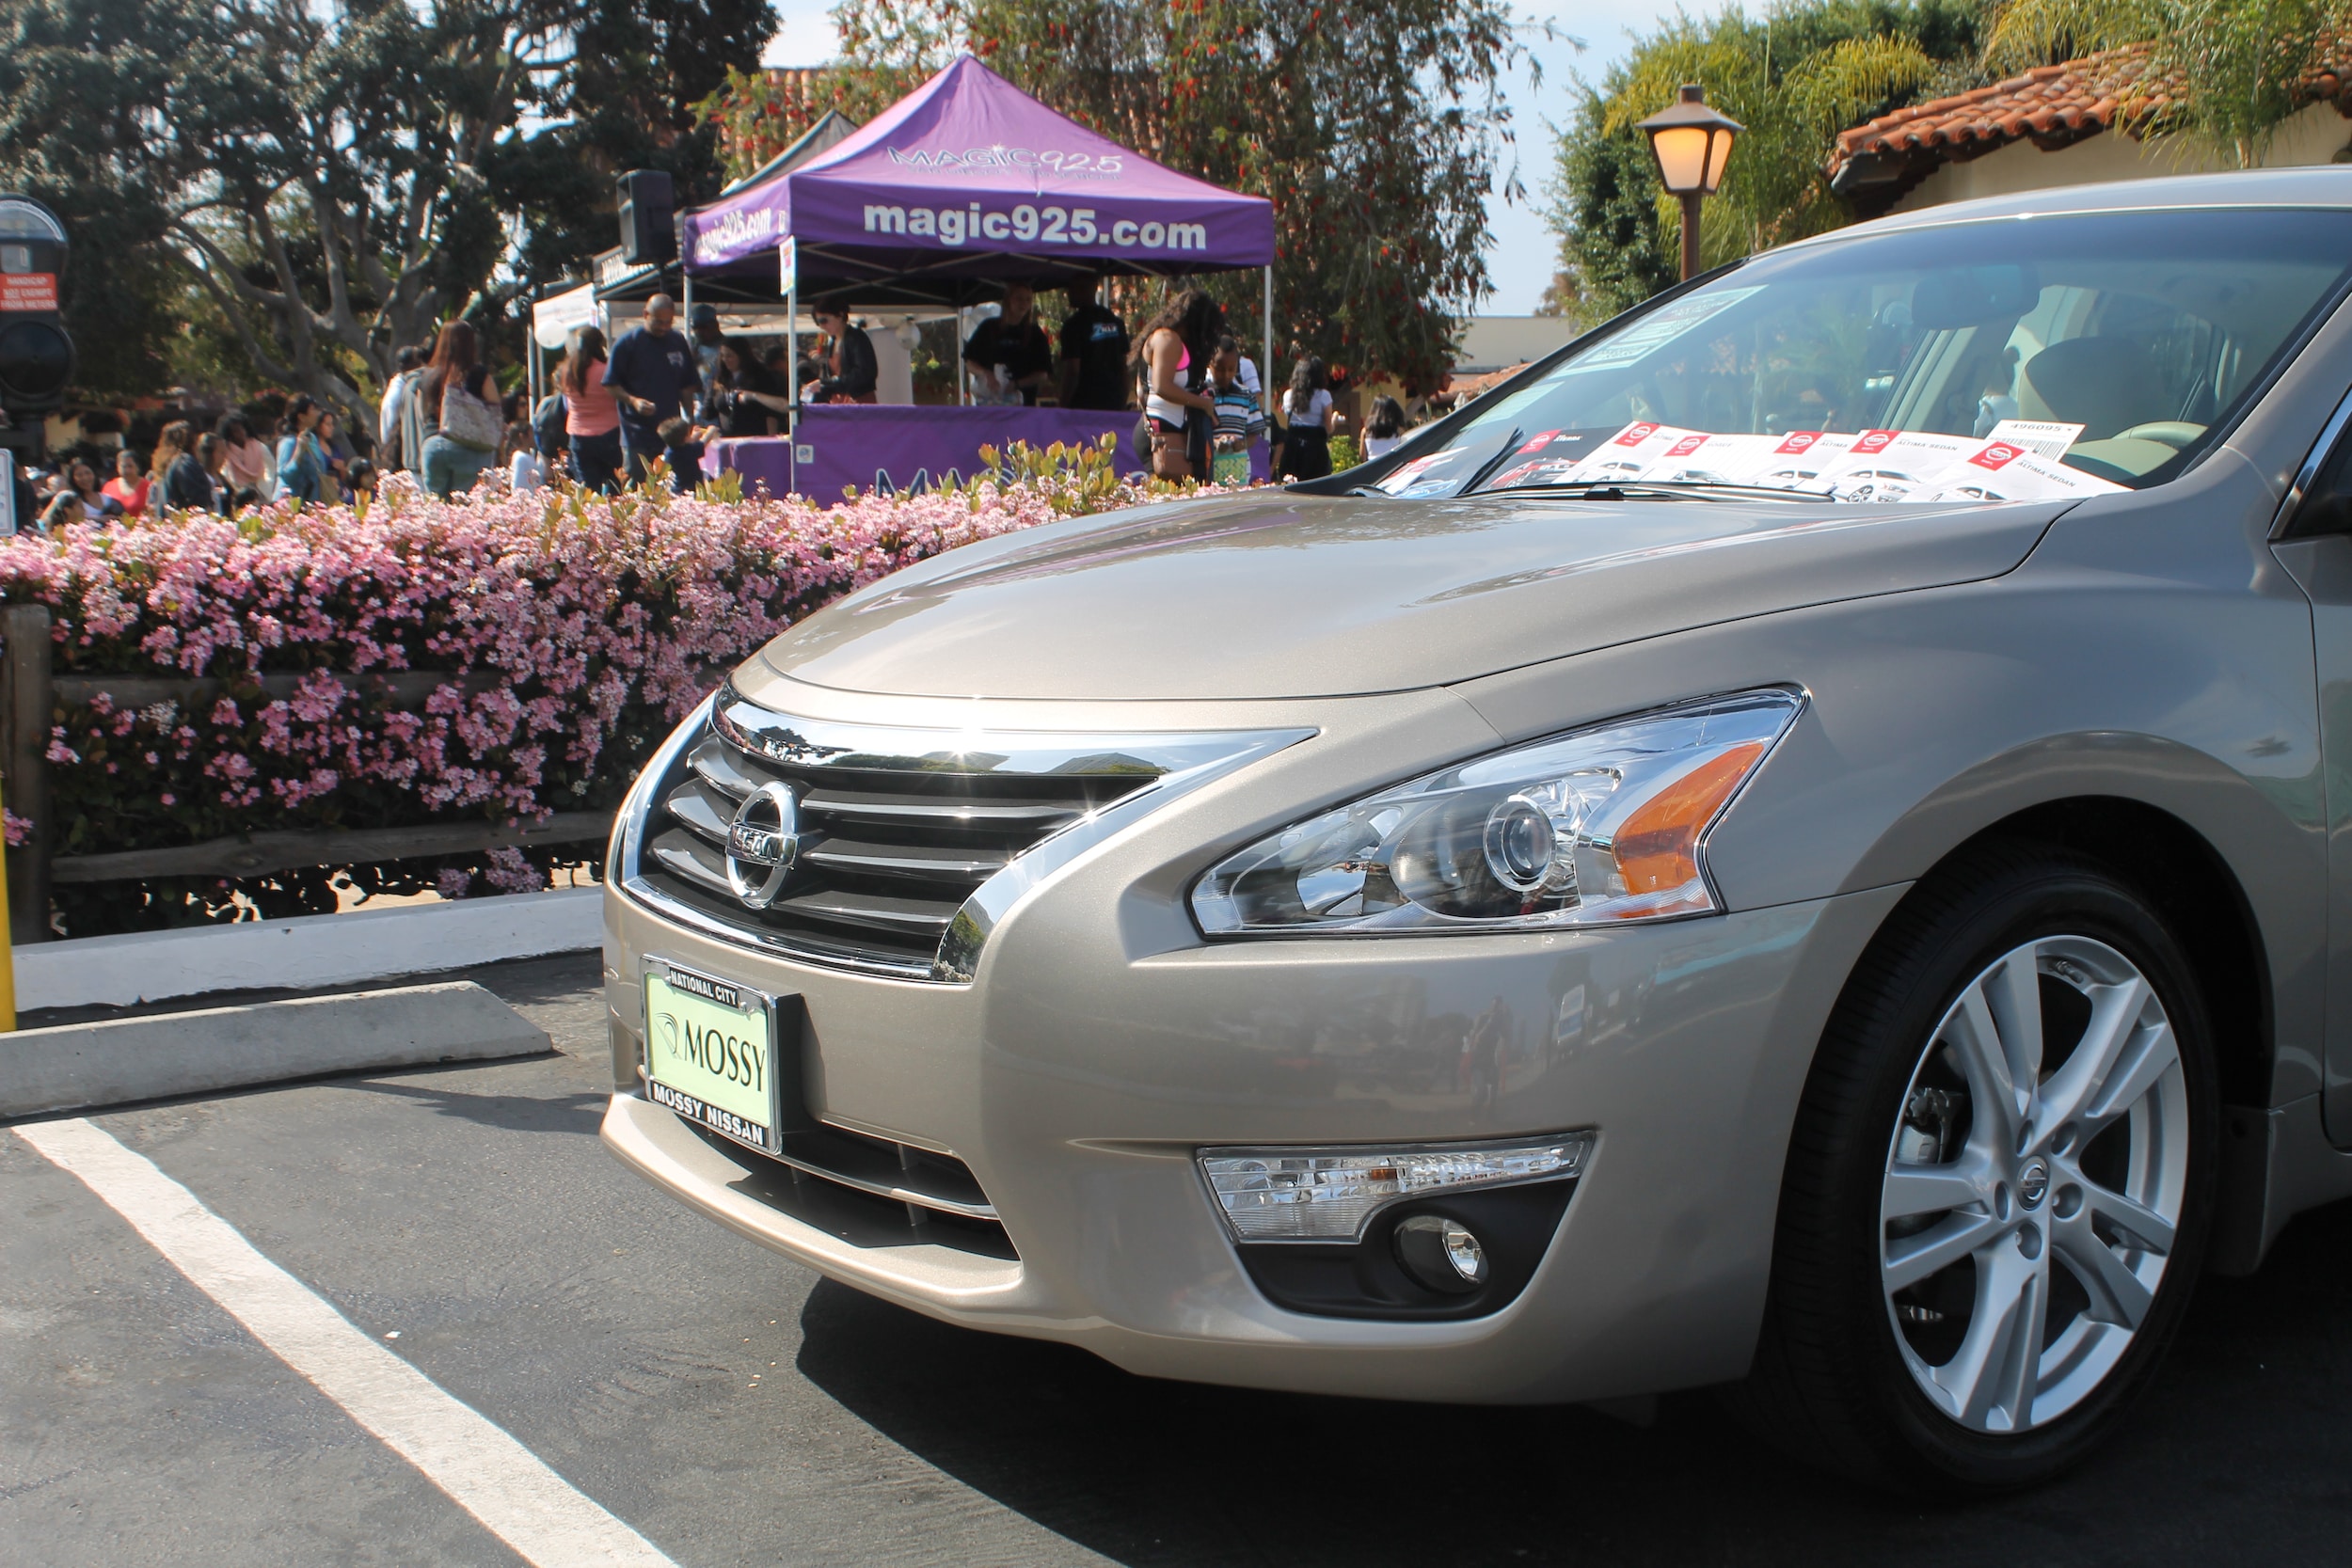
top-left (1736, 844), bottom-right (2217, 1494)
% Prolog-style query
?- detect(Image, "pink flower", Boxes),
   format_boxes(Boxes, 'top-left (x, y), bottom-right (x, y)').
top-left (0, 451), bottom-right (1138, 907)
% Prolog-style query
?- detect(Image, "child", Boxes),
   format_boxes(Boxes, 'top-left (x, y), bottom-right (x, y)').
top-left (1363, 396), bottom-right (1407, 459)
top-left (1208, 336), bottom-right (1264, 485)
top-left (656, 417), bottom-right (706, 494)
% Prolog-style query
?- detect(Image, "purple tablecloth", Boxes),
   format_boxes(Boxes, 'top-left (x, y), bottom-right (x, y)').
top-left (706, 404), bottom-right (1267, 503)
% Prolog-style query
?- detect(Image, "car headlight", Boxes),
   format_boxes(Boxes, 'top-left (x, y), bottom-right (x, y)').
top-left (1190, 689), bottom-right (1802, 936)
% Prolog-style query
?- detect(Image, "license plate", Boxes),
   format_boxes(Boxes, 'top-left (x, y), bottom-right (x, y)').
top-left (643, 962), bottom-right (780, 1155)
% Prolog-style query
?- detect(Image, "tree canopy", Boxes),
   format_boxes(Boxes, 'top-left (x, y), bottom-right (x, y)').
top-left (0, 0), bottom-right (775, 414)
top-left (1544, 0), bottom-right (2352, 329)
top-left (1546, 1), bottom-right (1989, 327)
top-left (702, 0), bottom-right (1540, 393)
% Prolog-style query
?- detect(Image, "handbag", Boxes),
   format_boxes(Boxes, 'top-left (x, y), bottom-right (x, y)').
top-left (439, 386), bottom-right (502, 453)
top-left (1151, 422), bottom-right (1192, 481)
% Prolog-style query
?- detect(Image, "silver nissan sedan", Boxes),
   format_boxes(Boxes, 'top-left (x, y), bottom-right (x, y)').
top-left (601, 166), bottom-right (2352, 1492)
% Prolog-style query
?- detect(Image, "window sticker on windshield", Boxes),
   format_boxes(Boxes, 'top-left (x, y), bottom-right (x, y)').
top-left (1633, 431), bottom-right (1822, 487)
top-left (1556, 421), bottom-right (1703, 484)
top-left (1486, 457), bottom-right (1581, 490)
top-left (1378, 443), bottom-right (1514, 497)
top-left (1374, 453), bottom-right (1447, 495)
top-left (1915, 440), bottom-right (2124, 502)
top-left (1479, 429), bottom-right (1606, 490)
top-left (1550, 287), bottom-right (1766, 375)
top-left (1466, 418), bottom-right (2125, 503)
top-left (1983, 420), bottom-right (2086, 460)
top-left (1810, 430), bottom-right (1984, 503)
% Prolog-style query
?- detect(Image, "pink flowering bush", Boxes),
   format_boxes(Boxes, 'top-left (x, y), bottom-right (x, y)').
top-left (2, 461), bottom-right (1165, 934)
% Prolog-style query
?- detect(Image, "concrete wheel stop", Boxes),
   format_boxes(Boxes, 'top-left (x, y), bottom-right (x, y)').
top-left (0, 981), bottom-right (551, 1119)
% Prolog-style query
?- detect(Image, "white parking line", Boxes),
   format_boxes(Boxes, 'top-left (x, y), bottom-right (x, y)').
top-left (18, 1117), bottom-right (678, 1568)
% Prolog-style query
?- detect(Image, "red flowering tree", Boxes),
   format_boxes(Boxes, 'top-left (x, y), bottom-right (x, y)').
top-left (697, 0), bottom-right (1534, 393)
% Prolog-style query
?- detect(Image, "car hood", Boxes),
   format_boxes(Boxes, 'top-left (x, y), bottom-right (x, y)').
top-left (743, 489), bottom-right (2071, 702)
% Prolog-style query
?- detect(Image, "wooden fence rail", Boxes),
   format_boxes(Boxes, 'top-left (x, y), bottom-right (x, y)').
top-left (48, 812), bottom-right (616, 885)
top-left (0, 609), bottom-right (648, 941)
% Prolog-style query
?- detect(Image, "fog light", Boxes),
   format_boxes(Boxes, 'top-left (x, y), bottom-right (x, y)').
top-left (1198, 1132), bottom-right (1594, 1242)
top-left (1394, 1213), bottom-right (1488, 1292)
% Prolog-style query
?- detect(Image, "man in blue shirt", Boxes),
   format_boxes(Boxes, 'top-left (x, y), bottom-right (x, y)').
top-left (604, 293), bottom-right (701, 483)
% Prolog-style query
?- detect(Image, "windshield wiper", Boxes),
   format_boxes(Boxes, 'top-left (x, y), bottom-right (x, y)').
top-left (1486, 479), bottom-right (1824, 504)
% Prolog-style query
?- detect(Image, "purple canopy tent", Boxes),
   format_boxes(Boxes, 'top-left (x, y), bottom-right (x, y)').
top-left (673, 55), bottom-right (1279, 499)
top-left (681, 54), bottom-right (1275, 297)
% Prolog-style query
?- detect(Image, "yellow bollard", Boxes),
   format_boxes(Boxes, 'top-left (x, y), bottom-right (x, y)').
top-left (0, 823), bottom-right (16, 1031)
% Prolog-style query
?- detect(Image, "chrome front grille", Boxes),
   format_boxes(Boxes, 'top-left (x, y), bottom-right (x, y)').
top-left (616, 688), bottom-right (1307, 981)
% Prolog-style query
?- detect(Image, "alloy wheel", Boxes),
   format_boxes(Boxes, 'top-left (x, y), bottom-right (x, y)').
top-left (1879, 934), bottom-right (2189, 1434)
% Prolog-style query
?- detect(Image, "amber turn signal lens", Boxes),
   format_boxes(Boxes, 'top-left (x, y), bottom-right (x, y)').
top-left (1612, 740), bottom-right (1766, 895)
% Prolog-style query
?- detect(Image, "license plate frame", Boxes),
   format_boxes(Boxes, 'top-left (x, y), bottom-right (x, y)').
top-left (641, 958), bottom-right (787, 1158)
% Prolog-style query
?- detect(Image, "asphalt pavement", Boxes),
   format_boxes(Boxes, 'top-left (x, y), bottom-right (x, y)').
top-left (7, 951), bottom-right (2352, 1566)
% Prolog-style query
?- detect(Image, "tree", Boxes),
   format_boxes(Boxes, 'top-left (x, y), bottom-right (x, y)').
top-left (1546, 1), bottom-right (1988, 325)
top-left (0, 0), bottom-right (776, 418)
top-left (156, 0), bottom-right (585, 424)
top-left (1545, 85), bottom-right (1680, 328)
top-left (700, 0), bottom-right (1539, 393)
top-left (496, 0), bottom-right (780, 295)
top-left (0, 0), bottom-right (216, 400)
top-left (1983, 0), bottom-right (2352, 166)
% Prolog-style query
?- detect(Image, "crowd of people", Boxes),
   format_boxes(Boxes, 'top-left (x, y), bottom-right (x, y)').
top-left (521, 277), bottom-right (1391, 493)
top-left (6, 277), bottom-right (1422, 531)
top-left (12, 401), bottom-right (384, 530)
top-left (1124, 285), bottom-right (1357, 484)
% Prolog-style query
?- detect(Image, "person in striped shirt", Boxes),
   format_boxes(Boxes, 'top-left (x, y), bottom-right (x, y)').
top-left (1207, 336), bottom-right (1265, 485)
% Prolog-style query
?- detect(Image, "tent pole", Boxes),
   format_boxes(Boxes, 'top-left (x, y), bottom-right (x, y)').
top-left (1262, 264), bottom-right (1274, 419)
top-left (787, 273), bottom-right (798, 496)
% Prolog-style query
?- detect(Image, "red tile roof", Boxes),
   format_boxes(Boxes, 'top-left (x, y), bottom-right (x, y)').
top-left (1827, 43), bottom-right (2352, 214)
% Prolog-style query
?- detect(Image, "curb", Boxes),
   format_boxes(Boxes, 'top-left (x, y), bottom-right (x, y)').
top-left (0, 981), bottom-right (551, 1119)
top-left (13, 886), bottom-right (604, 1012)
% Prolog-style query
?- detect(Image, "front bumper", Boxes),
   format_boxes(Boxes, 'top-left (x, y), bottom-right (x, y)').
top-left (600, 686), bottom-right (1902, 1404)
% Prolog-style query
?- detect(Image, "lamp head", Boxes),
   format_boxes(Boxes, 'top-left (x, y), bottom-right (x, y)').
top-left (1636, 84), bottom-right (1742, 197)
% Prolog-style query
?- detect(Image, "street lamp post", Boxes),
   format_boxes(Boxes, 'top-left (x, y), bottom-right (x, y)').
top-left (1636, 85), bottom-right (1742, 282)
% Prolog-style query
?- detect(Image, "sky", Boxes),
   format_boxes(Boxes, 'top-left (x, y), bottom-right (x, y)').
top-left (758, 1), bottom-right (1699, 316)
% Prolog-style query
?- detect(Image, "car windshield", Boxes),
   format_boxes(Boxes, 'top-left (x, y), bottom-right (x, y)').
top-left (1379, 208), bottom-right (2352, 503)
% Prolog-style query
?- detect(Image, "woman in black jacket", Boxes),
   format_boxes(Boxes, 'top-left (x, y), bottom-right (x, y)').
top-left (803, 302), bottom-right (878, 404)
